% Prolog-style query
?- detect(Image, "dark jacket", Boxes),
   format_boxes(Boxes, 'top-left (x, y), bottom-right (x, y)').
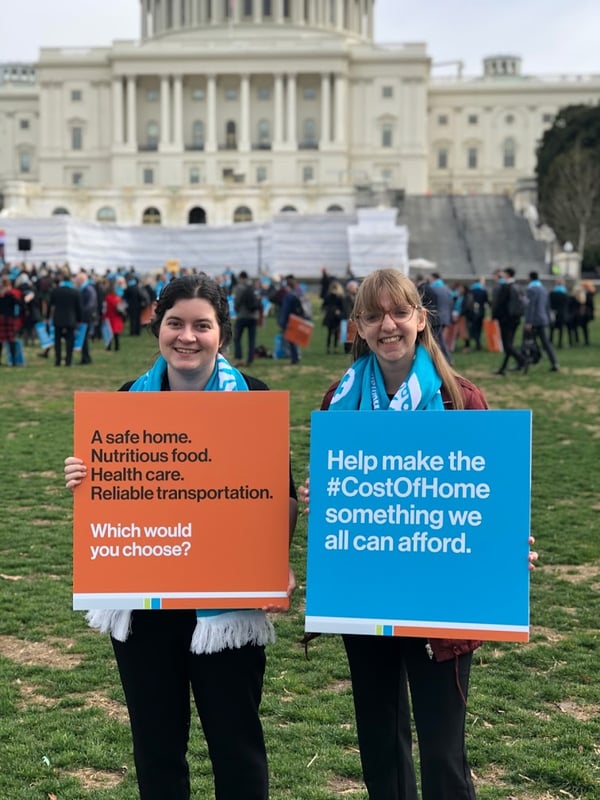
top-left (319, 372), bottom-right (487, 662)
top-left (48, 284), bottom-right (83, 328)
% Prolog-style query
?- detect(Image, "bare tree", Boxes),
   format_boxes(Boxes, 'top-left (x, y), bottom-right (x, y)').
top-left (545, 143), bottom-right (600, 254)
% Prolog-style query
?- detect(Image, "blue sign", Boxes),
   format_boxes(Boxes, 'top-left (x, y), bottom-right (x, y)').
top-left (306, 409), bottom-right (532, 641)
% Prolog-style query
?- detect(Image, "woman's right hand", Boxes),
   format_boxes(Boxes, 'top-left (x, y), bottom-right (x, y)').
top-left (297, 477), bottom-right (310, 514)
top-left (65, 456), bottom-right (86, 491)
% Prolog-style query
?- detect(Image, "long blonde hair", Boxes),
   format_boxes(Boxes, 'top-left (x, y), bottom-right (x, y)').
top-left (350, 268), bottom-right (465, 409)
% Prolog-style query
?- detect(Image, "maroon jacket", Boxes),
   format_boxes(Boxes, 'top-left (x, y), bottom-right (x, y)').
top-left (320, 372), bottom-right (488, 662)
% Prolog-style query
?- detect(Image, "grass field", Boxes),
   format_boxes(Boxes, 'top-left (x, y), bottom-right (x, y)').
top-left (0, 305), bottom-right (599, 800)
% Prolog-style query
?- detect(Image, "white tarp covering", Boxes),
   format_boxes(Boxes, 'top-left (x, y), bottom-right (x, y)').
top-left (346, 208), bottom-right (409, 277)
top-left (270, 212), bottom-right (356, 277)
top-left (0, 212), bottom-right (408, 277)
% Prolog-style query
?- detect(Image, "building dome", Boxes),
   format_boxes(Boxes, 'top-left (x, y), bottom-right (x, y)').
top-left (140, 0), bottom-right (375, 42)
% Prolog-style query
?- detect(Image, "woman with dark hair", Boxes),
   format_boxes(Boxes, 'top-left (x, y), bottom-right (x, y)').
top-left (64, 274), bottom-right (298, 800)
top-left (301, 268), bottom-right (537, 800)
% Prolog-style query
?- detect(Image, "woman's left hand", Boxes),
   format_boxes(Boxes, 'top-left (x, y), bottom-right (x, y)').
top-left (528, 536), bottom-right (538, 571)
top-left (263, 567), bottom-right (296, 613)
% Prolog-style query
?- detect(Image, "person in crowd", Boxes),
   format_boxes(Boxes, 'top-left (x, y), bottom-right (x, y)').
top-left (277, 275), bottom-right (304, 365)
top-left (233, 270), bottom-right (261, 367)
top-left (64, 274), bottom-right (298, 800)
top-left (321, 279), bottom-right (345, 354)
top-left (524, 271), bottom-right (559, 372)
top-left (15, 273), bottom-right (42, 347)
top-left (299, 268), bottom-right (538, 800)
top-left (491, 267), bottom-right (526, 375)
top-left (319, 266), bottom-right (333, 301)
top-left (0, 276), bottom-right (20, 365)
top-left (549, 277), bottom-right (569, 348)
top-left (74, 270), bottom-right (98, 365)
top-left (123, 275), bottom-right (146, 336)
top-left (102, 278), bottom-right (125, 351)
top-left (426, 272), bottom-right (454, 364)
top-left (570, 280), bottom-right (595, 346)
top-left (47, 268), bottom-right (82, 367)
top-left (342, 279), bottom-right (359, 354)
top-left (467, 277), bottom-right (488, 351)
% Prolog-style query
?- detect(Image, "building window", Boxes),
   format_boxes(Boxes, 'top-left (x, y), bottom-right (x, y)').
top-left (192, 120), bottom-right (205, 149)
top-left (146, 121), bottom-right (159, 150)
top-left (257, 119), bottom-right (270, 148)
top-left (243, 0), bottom-right (253, 17)
top-left (280, 205), bottom-right (297, 212)
top-left (257, 86), bottom-right (271, 100)
top-left (327, 204), bottom-right (344, 212)
top-left (438, 114), bottom-right (448, 126)
top-left (52, 207), bottom-right (70, 216)
top-left (437, 148), bottom-right (448, 169)
top-left (192, 87), bottom-right (205, 101)
top-left (382, 125), bottom-right (393, 148)
top-left (302, 118), bottom-right (317, 147)
top-left (505, 113), bottom-right (515, 124)
top-left (302, 165), bottom-right (314, 182)
top-left (189, 167), bottom-right (201, 184)
top-left (256, 166), bottom-right (267, 183)
top-left (142, 206), bottom-right (161, 224)
top-left (382, 86), bottom-right (393, 99)
top-left (19, 151), bottom-right (31, 174)
top-left (542, 112), bottom-right (554, 124)
top-left (503, 138), bottom-right (516, 168)
top-left (72, 171), bottom-right (83, 186)
top-left (262, 0), bottom-right (272, 16)
top-left (467, 147), bottom-right (478, 169)
top-left (97, 206), bottom-right (117, 222)
top-left (303, 86), bottom-right (317, 100)
top-left (233, 206), bottom-right (253, 223)
top-left (224, 88), bottom-right (238, 101)
top-left (147, 88), bottom-right (159, 102)
top-left (71, 89), bottom-right (82, 102)
top-left (19, 119), bottom-right (30, 130)
top-left (143, 168), bottom-right (155, 185)
top-left (468, 114), bottom-right (478, 125)
top-left (71, 126), bottom-right (83, 150)
top-left (225, 120), bottom-right (237, 149)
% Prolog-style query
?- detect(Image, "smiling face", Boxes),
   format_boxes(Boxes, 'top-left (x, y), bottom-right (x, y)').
top-left (158, 297), bottom-right (222, 382)
top-left (356, 288), bottom-right (427, 373)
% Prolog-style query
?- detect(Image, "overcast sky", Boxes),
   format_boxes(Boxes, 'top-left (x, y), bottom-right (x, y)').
top-left (2, 0), bottom-right (599, 76)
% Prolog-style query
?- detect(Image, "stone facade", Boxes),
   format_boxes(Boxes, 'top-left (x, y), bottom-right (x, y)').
top-left (1, 3), bottom-right (599, 225)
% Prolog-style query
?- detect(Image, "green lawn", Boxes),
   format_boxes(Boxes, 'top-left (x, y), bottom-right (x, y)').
top-left (0, 306), bottom-right (598, 799)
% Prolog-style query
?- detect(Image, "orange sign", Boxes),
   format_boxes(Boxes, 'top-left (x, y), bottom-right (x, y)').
top-left (72, 391), bottom-right (290, 611)
top-left (284, 313), bottom-right (314, 348)
top-left (484, 319), bottom-right (503, 352)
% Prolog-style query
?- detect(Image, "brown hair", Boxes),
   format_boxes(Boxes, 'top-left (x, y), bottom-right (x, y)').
top-left (350, 268), bottom-right (465, 409)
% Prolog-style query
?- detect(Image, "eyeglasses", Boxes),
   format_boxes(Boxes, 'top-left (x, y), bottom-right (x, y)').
top-left (358, 305), bottom-right (417, 326)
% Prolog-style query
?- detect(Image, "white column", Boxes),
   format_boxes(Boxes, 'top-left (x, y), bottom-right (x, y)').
top-left (286, 73), bottom-right (297, 147)
top-left (320, 72), bottom-right (331, 147)
top-left (232, 0), bottom-right (241, 23)
top-left (160, 75), bottom-right (171, 149)
top-left (308, 0), bottom-right (317, 25)
top-left (112, 77), bottom-right (124, 146)
top-left (274, 73), bottom-right (284, 147)
top-left (173, 75), bottom-right (183, 148)
top-left (126, 75), bottom-right (137, 148)
top-left (141, 0), bottom-right (148, 38)
top-left (276, 0), bottom-right (285, 23)
top-left (334, 73), bottom-right (347, 146)
top-left (239, 74), bottom-right (250, 151)
top-left (206, 74), bottom-right (217, 151)
top-left (336, 0), bottom-right (344, 28)
top-left (253, 0), bottom-right (262, 23)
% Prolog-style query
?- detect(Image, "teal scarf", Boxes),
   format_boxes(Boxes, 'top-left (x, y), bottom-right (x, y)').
top-left (330, 345), bottom-right (444, 411)
top-left (129, 353), bottom-right (249, 392)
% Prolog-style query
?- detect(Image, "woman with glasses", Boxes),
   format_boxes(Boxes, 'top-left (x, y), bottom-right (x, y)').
top-left (302, 269), bottom-right (537, 800)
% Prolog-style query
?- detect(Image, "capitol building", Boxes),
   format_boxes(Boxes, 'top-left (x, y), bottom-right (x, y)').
top-left (1, 0), bottom-right (600, 229)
